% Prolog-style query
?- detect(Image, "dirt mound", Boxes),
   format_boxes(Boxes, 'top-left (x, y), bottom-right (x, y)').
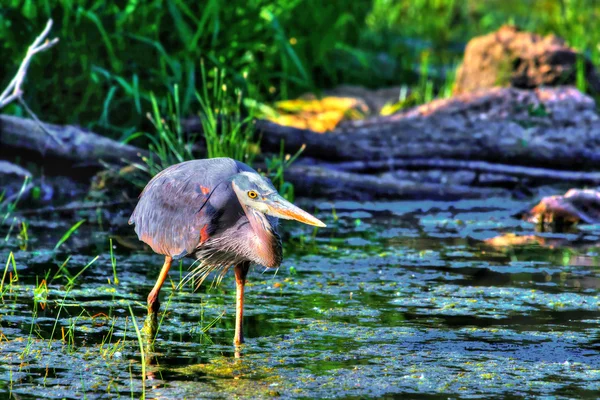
top-left (454, 25), bottom-right (600, 94)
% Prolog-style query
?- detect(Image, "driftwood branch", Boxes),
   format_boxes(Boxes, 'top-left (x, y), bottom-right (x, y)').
top-left (321, 158), bottom-right (600, 184)
top-left (0, 115), bottom-right (147, 166)
top-left (286, 165), bottom-right (509, 200)
top-left (0, 19), bottom-right (61, 146)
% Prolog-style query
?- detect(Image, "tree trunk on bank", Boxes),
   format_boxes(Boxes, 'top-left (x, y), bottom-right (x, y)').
top-left (0, 115), bottom-right (146, 166)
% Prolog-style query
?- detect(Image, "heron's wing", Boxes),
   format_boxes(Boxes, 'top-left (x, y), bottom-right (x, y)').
top-left (129, 158), bottom-right (254, 258)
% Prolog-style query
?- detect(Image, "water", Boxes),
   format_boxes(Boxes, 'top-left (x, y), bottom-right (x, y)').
top-left (1, 197), bottom-right (599, 399)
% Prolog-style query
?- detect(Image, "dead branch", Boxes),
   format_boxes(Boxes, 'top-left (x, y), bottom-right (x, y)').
top-left (0, 19), bottom-right (61, 146)
top-left (320, 158), bottom-right (600, 184)
top-left (285, 165), bottom-right (509, 200)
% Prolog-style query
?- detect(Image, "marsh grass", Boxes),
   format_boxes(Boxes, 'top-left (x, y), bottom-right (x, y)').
top-left (129, 306), bottom-right (146, 399)
top-left (17, 222), bottom-right (28, 251)
top-left (1, 177), bottom-right (30, 244)
top-left (0, 232), bottom-right (212, 399)
top-left (52, 255), bottom-right (99, 291)
top-left (127, 62), bottom-right (258, 181)
top-left (190, 298), bottom-right (225, 344)
top-left (99, 315), bottom-right (128, 360)
top-left (265, 142), bottom-right (305, 202)
top-left (21, 299), bottom-right (39, 358)
top-left (197, 61), bottom-right (257, 165)
top-left (0, 211), bottom-right (328, 398)
top-left (109, 238), bottom-right (119, 285)
top-left (153, 289), bottom-right (175, 343)
top-left (1, 252), bottom-right (18, 298)
top-left (62, 312), bottom-right (85, 354)
top-left (48, 289), bottom-right (73, 350)
top-left (33, 275), bottom-right (48, 309)
top-left (132, 84), bottom-right (193, 176)
top-left (54, 219), bottom-right (86, 251)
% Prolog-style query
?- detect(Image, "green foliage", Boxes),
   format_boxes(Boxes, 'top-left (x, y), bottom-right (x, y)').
top-left (128, 64), bottom-right (258, 179)
top-left (0, 0), bottom-right (371, 139)
top-left (129, 84), bottom-right (194, 176)
top-left (196, 61), bottom-right (257, 165)
top-left (265, 142), bottom-right (305, 202)
top-left (368, 0), bottom-right (600, 66)
top-left (576, 54), bottom-right (587, 94)
top-left (2, 0), bottom-right (600, 143)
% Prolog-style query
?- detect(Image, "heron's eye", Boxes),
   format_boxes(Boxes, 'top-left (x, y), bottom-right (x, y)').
top-left (247, 190), bottom-right (258, 199)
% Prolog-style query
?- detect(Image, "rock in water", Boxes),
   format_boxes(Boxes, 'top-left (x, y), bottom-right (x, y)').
top-left (454, 25), bottom-right (600, 94)
top-left (526, 189), bottom-right (600, 225)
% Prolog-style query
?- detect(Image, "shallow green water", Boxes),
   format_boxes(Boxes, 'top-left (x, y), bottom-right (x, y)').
top-left (1, 197), bottom-right (599, 399)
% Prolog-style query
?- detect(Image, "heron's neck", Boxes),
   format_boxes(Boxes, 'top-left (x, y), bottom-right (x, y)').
top-left (243, 207), bottom-right (281, 268)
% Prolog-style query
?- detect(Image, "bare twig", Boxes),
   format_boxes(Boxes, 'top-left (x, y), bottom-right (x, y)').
top-left (0, 19), bottom-right (62, 146)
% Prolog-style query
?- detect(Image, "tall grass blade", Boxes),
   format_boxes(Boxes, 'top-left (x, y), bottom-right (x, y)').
top-left (129, 306), bottom-right (146, 399)
top-left (54, 219), bottom-right (86, 251)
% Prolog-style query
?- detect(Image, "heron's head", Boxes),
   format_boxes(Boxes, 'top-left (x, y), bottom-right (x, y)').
top-left (231, 172), bottom-right (326, 228)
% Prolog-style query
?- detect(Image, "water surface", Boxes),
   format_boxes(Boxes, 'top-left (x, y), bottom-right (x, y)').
top-left (0, 197), bottom-right (599, 399)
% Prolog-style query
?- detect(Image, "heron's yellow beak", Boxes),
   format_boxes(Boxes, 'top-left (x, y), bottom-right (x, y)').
top-left (264, 194), bottom-right (326, 227)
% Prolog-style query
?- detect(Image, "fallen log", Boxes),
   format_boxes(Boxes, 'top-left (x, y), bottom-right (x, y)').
top-left (255, 87), bottom-right (600, 171)
top-left (318, 158), bottom-right (600, 184)
top-left (286, 165), bottom-right (510, 200)
top-left (0, 115), bottom-right (146, 166)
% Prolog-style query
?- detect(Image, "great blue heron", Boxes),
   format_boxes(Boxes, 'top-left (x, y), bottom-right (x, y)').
top-left (129, 157), bottom-right (325, 345)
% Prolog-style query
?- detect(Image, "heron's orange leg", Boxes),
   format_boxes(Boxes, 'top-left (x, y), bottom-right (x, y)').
top-left (147, 256), bottom-right (172, 315)
top-left (234, 262), bottom-right (250, 346)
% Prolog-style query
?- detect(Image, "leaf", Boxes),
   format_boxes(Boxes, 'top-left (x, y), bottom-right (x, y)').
top-left (258, 96), bottom-right (368, 132)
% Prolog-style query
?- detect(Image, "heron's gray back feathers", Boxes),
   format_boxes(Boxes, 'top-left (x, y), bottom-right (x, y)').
top-left (129, 158), bottom-right (253, 258)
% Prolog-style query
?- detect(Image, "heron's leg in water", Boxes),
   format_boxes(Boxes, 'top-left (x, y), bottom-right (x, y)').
top-left (234, 261), bottom-right (250, 345)
top-left (143, 256), bottom-right (173, 343)
top-left (147, 256), bottom-right (173, 315)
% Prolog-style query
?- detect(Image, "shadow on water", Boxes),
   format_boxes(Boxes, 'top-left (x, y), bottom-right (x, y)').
top-left (0, 196), bottom-right (599, 399)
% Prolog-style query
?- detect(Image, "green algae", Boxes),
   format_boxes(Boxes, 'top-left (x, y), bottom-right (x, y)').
top-left (0, 197), bottom-right (599, 399)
